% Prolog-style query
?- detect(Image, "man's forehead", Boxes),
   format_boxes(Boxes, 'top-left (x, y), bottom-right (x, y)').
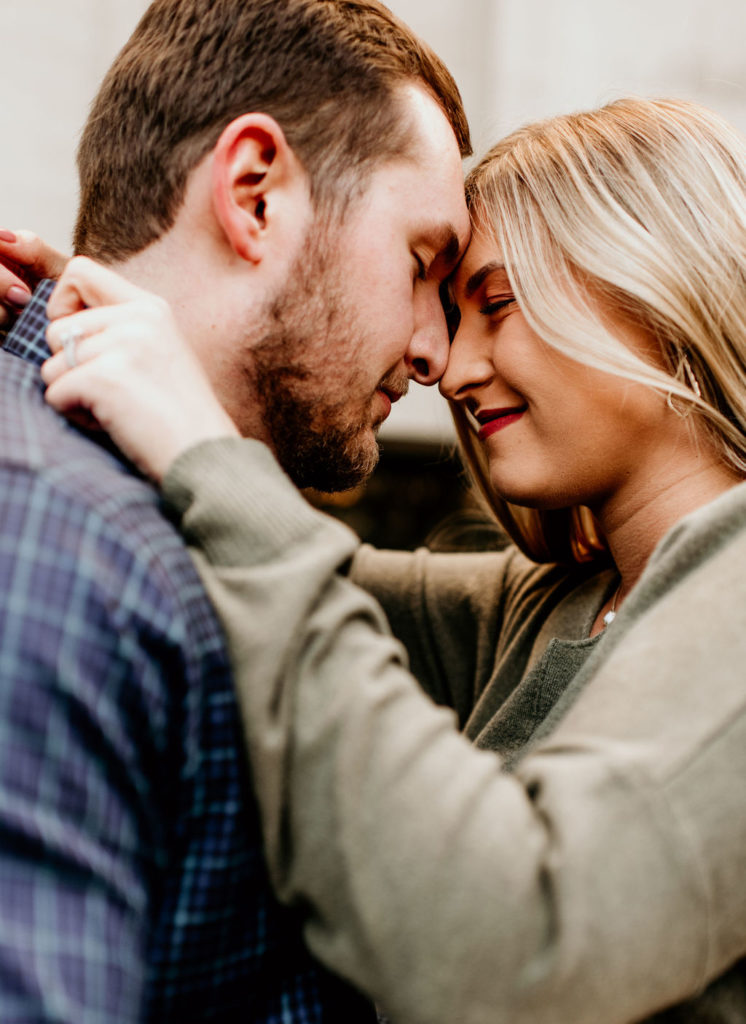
top-left (396, 84), bottom-right (469, 208)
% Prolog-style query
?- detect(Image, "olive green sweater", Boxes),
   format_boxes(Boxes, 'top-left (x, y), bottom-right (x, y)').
top-left (162, 437), bottom-right (746, 1024)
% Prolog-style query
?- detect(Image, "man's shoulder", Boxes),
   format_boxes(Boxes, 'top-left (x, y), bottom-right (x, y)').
top-left (0, 350), bottom-right (216, 639)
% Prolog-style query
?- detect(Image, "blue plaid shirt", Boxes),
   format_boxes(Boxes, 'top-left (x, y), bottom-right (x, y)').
top-left (0, 281), bottom-right (375, 1023)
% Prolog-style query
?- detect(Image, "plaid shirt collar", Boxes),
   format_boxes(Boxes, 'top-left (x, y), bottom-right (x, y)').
top-left (3, 277), bottom-right (127, 462)
top-left (3, 278), bottom-right (56, 367)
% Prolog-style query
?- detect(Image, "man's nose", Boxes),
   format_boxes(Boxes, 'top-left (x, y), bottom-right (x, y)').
top-left (404, 289), bottom-right (450, 386)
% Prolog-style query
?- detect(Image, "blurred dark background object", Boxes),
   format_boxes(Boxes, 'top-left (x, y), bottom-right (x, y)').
top-left (307, 439), bottom-right (510, 552)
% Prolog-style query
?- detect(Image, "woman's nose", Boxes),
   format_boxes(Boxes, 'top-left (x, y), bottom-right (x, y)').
top-left (439, 326), bottom-right (492, 401)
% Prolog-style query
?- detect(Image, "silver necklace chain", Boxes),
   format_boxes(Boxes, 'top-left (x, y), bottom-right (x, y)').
top-left (602, 583), bottom-right (622, 628)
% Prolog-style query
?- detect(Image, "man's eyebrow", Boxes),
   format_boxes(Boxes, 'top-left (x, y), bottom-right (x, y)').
top-left (465, 261), bottom-right (507, 299)
top-left (418, 223), bottom-right (463, 270)
top-left (440, 226), bottom-right (463, 269)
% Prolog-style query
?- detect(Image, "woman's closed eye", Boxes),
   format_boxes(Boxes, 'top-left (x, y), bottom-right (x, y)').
top-left (479, 297), bottom-right (517, 317)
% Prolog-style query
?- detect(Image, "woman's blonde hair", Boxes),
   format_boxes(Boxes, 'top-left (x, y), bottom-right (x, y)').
top-left (456, 97), bottom-right (746, 564)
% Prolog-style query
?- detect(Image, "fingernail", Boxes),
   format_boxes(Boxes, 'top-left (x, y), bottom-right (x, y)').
top-left (0, 230), bottom-right (17, 243)
top-left (7, 286), bottom-right (30, 307)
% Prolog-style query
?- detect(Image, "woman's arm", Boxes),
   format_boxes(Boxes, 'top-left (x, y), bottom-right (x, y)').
top-left (161, 437), bottom-right (718, 1024)
top-left (350, 543), bottom-right (518, 721)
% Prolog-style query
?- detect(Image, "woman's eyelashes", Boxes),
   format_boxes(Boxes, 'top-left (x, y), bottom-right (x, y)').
top-left (479, 296), bottom-right (517, 317)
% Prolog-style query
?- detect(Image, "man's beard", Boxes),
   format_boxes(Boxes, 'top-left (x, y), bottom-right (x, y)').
top-left (248, 232), bottom-right (385, 493)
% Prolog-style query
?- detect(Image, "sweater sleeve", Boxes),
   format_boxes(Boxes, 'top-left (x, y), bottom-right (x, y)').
top-left (161, 437), bottom-right (724, 1024)
top-left (350, 545), bottom-right (522, 724)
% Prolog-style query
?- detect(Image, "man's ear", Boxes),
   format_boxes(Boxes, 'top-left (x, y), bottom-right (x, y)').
top-left (211, 113), bottom-right (304, 264)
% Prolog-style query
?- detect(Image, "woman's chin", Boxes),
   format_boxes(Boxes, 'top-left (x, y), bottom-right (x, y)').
top-left (489, 473), bottom-right (546, 509)
top-left (490, 480), bottom-right (579, 512)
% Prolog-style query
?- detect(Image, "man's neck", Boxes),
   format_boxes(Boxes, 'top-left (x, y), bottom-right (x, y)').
top-left (108, 234), bottom-right (274, 450)
top-left (109, 234), bottom-right (208, 339)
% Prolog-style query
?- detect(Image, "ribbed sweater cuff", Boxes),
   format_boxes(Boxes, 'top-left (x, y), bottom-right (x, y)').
top-left (161, 437), bottom-right (358, 566)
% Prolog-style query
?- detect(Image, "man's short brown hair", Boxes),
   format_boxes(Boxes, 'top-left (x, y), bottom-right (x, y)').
top-left (74, 0), bottom-right (471, 262)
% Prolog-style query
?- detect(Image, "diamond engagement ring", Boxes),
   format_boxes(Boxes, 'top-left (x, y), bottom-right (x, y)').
top-left (60, 327), bottom-right (84, 369)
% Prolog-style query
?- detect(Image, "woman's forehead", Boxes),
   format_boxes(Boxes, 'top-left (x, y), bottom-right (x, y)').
top-left (454, 233), bottom-right (508, 295)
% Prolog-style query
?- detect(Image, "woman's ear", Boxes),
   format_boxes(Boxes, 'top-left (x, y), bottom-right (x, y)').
top-left (211, 113), bottom-right (303, 264)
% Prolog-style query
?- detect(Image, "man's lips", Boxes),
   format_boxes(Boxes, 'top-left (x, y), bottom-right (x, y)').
top-left (476, 406), bottom-right (526, 441)
top-left (376, 386), bottom-right (405, 422)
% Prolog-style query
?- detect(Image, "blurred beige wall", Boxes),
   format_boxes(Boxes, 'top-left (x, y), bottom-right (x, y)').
top-left (2, 0), bottom-right (746, 442)
top-left (0, 0), bottom-right (149, 251)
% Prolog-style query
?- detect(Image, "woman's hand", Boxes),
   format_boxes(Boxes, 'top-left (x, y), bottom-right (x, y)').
top-left (42, 256), bottom-right (239, 482)
top-left (0, 230), bottom-right (69, 326)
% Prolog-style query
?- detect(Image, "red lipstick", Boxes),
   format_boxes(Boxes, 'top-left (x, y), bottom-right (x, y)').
top-left (476, 407), bottom-right (526, 441)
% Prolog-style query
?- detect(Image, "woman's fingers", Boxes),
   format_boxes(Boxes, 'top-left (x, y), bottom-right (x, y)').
top-left (42, 325), bottom-right (180, 478)
top-left (47, 256), bottom-right (153, 320)
top-left (44, 349), bottom-right (123, 418)
top-left (44, 341), bottom-right (239, 482)
top-left (41, 329), bottom-right (110, 386)
top-left (0, 230), bottom-right (69, 281)
top-left (44, 303), bottom-right (134, 359)
top-left (0, 232), bottom-right (32, 316)
top-left (0, 230), bottom-right (70, 315)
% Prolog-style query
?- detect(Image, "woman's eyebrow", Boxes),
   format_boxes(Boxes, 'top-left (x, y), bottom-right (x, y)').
top-left (465, 261), bottom-right (506, 299)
